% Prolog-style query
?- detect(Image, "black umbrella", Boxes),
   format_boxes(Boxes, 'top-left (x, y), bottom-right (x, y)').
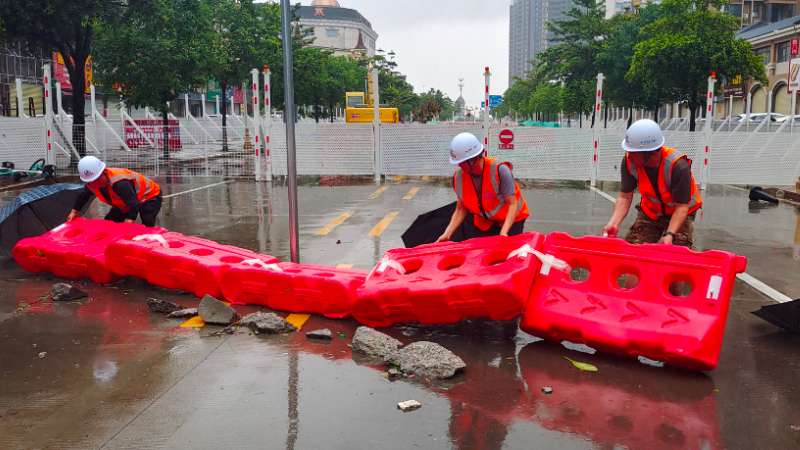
top-left (752, 301), bottom-right (800, 333)
top-left (0, 183), bottom-right (87, 255)
top-left (401, 202), bottom-right (469, 248)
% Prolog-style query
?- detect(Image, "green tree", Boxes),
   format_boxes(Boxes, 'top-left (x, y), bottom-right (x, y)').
top-left (628, 0), bottom-right (766, 130)
top-left (529, 83), bottom-right (563, 122)
top-left (206, 0), bottom-right (281, 150)
top-left (0, 0), bottom-right (128, 159)
top-left (94, 0), bottom-right (213, 157)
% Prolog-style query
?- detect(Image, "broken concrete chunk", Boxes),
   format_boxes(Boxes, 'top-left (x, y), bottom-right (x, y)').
top-left (306, 328), bottom-right (333, 340)
top-left (397, 400), bottom-right (421, 412)
top-left (542, 386), bottom-right (553, 395)
top-left (146, 298), bottom-right (182, 314)
top-left (386, 341), bottom-right (465, 379)
top-left (167, 308), bottom-right (198, 319)
top-left (51, 283), bottom-right (87, 302)
top-left (198, 295), bottom-right (237, 325)
top-left (387, 367), bottom-right (402, 380)
top-left (238, 312), bottom-right (295, 334)
top-left (351, 326), bottom-right (402, 359)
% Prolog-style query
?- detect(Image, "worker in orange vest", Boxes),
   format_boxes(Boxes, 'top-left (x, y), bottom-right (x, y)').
top-left (438, 132), bottom-right (529, 242)
top-left (603, 119), bottom-right (703, 247)
top-left (67, 156), bottom-right (162, 227)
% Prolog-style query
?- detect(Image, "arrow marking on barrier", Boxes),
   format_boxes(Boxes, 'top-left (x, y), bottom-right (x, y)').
top-left (662, 308), bottom-right (690, 329)
top-left (620, 302), bottom-right (647, 322)
top-left (544, 289), bottom-right (570, 306)
top-left (580, 294), bottom-right (608, 315)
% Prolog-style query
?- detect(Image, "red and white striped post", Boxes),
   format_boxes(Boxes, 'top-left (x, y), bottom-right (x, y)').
top-left (483, 67), bottom-right (491, 150)
top-left (590, 72), bottom-right (604, 187)
top-left (42, 63), bottom-right (53, 166)
top-left (262, 65), bottom-right (272, 182)
top-left (250, 68), bottom-right (262, 181)
top-left (701, 73), bottom-right (717, 190)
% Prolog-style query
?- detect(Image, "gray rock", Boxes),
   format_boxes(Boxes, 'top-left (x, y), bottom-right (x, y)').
top-left (198, 295), bottom-right (237, 325)
top-left (397, 400), bottom-right (421, 412)
top-left (238, 312), bottom-right (295, 334)
top-left (306, 329), bottom-right (333, 340)
top-left (386, 341), bottom-right (466, 379)
top-left (387, 367), bottom-right (402, 380)
top-left (51, 283), bottom-right (87, 302)
top-left (351, 326), bottom-right (402, 359)
top-left (542, 386), bottom-right (553, 395)
top-left (167, 308), bottom-right (198, 319)
top-left (146, 297), bottom-right (181, 314)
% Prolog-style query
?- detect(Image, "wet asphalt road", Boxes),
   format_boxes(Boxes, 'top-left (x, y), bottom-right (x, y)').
top-left (0, 176), bottom-right (798, 450)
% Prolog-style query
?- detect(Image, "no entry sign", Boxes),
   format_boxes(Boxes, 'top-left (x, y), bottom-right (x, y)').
top-left (498, 129), bottom-right (514, 150)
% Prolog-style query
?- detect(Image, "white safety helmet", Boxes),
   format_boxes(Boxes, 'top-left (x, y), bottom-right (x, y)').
top-left (78, 155), bottom-right (106, 183)
top-left (449, 132), bottom-right (484, 165)
top-left (621, 119), bottom-right (665, 152)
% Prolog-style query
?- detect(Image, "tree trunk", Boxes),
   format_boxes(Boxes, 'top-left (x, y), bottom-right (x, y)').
top-left (220, 80), bottom-right (228, 152)
top-left (604, 103), bottom-right (608, 128)
top-left (162, 109), bottom-right (170, 159)
top-left (579, 113), bottom-right (583, 128)
top-left (688, 103), bottom-right (697, 132)
top-left (627, 107), bottom-right (633, 128)
top-left (66, 54), bottom-right (89, 166)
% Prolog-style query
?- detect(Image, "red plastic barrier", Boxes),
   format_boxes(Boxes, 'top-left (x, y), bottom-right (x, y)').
top-left (106, 232), bottom-right (277, 299)
top-left (12, 218), bottom-right (164, 284)
top-left (353, 232), bottom-right (546, 327)
top-left (220, 262), bottom-right (368, 318)
top-left (520, 232), bottom-right (747, 371)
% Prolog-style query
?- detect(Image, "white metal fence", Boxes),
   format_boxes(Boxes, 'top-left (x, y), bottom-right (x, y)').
top-left (2, 116), bottom-right (799, 186)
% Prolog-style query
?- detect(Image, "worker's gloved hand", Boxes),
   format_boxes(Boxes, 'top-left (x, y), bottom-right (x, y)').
top-left (659, 234), bottom-right (674, 245)
top-left (436, 233), bottom-right (451, 243)
top-left (602, 223), bottom-right (618, 238)
top-left (66, 209), bottom-right (79, 222)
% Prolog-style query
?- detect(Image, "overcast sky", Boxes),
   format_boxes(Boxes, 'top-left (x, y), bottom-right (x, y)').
top-left (296, 0), bottom-right (511, 108)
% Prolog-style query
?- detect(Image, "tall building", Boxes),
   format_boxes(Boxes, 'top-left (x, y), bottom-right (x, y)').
top-left (508, 0), bottom-right (571, 85)
top-left (296, 0), bottom-right (378, 57)
top-left (724, 0), bottom-right (799, 28)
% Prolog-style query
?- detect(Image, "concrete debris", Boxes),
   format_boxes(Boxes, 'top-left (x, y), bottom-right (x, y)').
top-left (146, 298), bottom-right (182, 314)
top-left (38, 352), bottom-right (47, 359)
top-left (198, 295), bottom-right (237, 325)
top-left (387, 367), bottom-right (402, 380)
top-left (351, 326), bottom-right (402, 359)
top-left (386, 341), bottom-right (465, 380)
top-left (51, 283), bottom-right (87, 302)
top-left (306, 328), bottom-right (333, 340)
top-left (167, 308), bottom-right (198, 319)
top-left (238, 312), bottom-right (295, 334)
top-left (397, 400), bottom-right (421, 412)
top-left (542, 386), bottom-right (553, 395)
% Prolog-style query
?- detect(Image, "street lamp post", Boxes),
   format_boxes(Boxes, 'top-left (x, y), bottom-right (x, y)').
top-left (281, 0), bottom-right (299, 262)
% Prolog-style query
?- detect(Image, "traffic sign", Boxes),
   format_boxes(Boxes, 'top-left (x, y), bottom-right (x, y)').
top-left (498, 128), bottom-right (514, 150)
top-left (482, 95), bottom-right (504, 109)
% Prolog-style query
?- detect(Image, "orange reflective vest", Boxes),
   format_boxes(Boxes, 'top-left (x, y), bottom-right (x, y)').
top-left (453, 157), bottom-right (530, 231)
top-left (88, 168), bottom-right (161, 212)
top-left (625, 147), bottom-right (703, 220)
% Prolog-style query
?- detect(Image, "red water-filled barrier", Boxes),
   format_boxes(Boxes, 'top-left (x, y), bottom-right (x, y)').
top-left (12, 218), bottom-right (164, 284)
top-left (106, 232), bottom-right (278, 299)
top-left (221, 262), bottom-right (368, 318)
top-left (353, 232), bottom-right (546, 327)
top-left (520, 232), bottom-right (747, 371)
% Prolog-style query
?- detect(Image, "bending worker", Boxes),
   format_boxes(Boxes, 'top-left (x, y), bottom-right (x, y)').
top-left (67, 156), bottom-right (162, 227)
top-left (603, 119), bottom-right (702, 247)
top-left (438, 132), bottom-right (529, 241)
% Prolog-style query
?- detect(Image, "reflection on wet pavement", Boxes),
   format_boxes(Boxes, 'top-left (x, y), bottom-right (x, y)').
top-left (0, 178), bottom-right (799, 449)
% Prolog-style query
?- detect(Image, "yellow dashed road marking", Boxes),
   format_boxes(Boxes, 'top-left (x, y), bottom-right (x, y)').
top-left (402, 187), bottom-right (420, 201)
top-left (369, 186), bottom-right (388, 200)
top-left (315, 211), bottom-right (353, 236)
top-left (370, 211), bottom-right (399, 237)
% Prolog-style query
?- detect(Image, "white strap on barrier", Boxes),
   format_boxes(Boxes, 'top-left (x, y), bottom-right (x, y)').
top-left (376, 257), bottom-right (406, 275)
top-left (242, 259), bottom-right (283, 272)
top-left (706, 275), bottom-right (723, 300)
top-left (52, 223), bottom-right (68, 233)
top-left (132, 234), bottom-right (169, 248)
top-left (508, 244), bottom-right (571, 276)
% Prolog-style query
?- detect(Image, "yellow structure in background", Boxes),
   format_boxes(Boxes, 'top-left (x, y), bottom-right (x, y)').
top-left (345, 89), bottom-right (399, 124)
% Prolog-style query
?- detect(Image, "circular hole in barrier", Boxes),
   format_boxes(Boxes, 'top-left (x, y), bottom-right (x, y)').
top-left (438, 255), bottom-right (465, 271)
top-left (669, 280), bottom-right (693, 297)
top-left (569, 267), bottom-right (590, 282)
top-left (220, 256), bottom-right (243, 264)
top-left (65, 229), bottom-right (82, 238)
top-left (616, 273), bottom-right (640, 290)
top-left (402, 259), bottom-right (423, 275)
top-left (315, 272), bottom-right (335, 278)
top-left (168, 241), bottom-right (185, 249)
top-left (482, 251), bottom-right (508, 267)
top-left (89, 232), bottom-right (109, 242)
top-left (189, 248), bottom-right (214, 257)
